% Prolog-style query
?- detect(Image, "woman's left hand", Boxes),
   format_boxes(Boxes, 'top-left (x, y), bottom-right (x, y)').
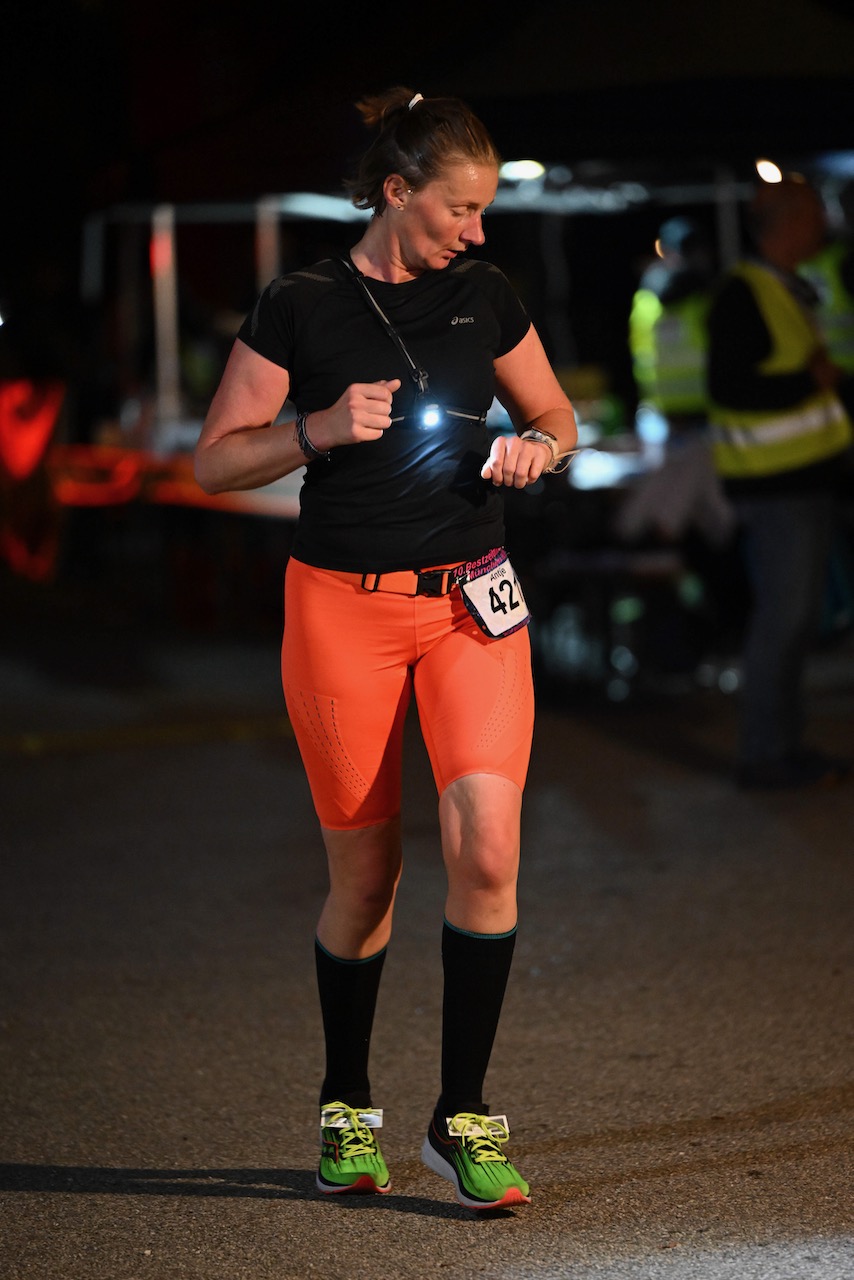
top-left (480, 433), bottom-right (553, 487)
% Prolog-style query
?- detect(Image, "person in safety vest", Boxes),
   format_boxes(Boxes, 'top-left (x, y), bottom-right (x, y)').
top-left (620, 218), bottom-right (738, 667)
top-left (625, 218), bottom-right (735, 541)
top-left (629, 216), bottom-right (714, 432)
top-left (707, 175), bottom-right (853, 789)
top-left (799, 179), bottom-right (854, 416)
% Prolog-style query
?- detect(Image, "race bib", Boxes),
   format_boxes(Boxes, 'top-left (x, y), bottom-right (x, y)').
top-left (458, 549), bottom-right (530, 639)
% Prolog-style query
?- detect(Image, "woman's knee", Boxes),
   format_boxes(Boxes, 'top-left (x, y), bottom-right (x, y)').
top-left (336, 875), bottom-right (400, 926)
top-left (439, 774), bottom-right (521, 892)
top-left (322, 820), bottom-right (402, 904)
top-left (317, 820), bottom-right (403, 954)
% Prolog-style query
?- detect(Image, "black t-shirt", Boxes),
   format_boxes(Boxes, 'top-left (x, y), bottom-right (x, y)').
top-left (238, 255), bottom-right (531, 571)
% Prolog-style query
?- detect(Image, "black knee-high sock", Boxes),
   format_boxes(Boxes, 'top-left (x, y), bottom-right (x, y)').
top-left (437, 919), bottom-right (516, 1120)
top-left (315, 938), bottom-right (386, 1110)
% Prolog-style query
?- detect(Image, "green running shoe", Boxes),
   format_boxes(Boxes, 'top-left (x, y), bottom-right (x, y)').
top-left (317, 1102), bottom-right (391, 1195)
top-left (421, 1111), bottom-right (531, 1210)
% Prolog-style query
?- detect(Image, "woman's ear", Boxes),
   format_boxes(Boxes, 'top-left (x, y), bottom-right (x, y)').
top-left (383, 174), bottom-right (410, 211)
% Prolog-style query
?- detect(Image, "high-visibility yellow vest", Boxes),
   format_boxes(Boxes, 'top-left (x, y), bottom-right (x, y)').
top-left (629, 288), bottom-right (710, 415)
top-left (799, 241), bottom-right (854, 373)
top-left (709, 262), bottom-right (852, 478)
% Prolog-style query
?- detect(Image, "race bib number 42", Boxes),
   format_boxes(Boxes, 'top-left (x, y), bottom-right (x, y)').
top-left (458, 549), bottom-right (531, 639)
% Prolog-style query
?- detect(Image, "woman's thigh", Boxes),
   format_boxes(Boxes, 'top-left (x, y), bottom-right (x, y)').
top-left (414, 610), bottom-right (535, 797)
top-left (282, 560), bottom-right (414, 829)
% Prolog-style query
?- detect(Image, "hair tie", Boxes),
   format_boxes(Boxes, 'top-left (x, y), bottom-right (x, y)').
top-left (408, 93), bottom-right (424, 110)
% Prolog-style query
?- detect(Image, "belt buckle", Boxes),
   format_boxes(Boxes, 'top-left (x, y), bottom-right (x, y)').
top-left (416, 569), bottom-right (450, 597)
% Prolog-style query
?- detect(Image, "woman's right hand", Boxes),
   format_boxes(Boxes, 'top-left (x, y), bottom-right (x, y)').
top-left (195, 334), bottom-right (402, 495)
top-left (305, 379), bottom-right (402, 453)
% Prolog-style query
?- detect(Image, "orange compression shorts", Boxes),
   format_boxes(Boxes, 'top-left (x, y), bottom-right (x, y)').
top-left (281, 557), bottom-right (535, 830)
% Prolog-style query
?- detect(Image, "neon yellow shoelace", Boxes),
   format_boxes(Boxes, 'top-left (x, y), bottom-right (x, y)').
top-left (322, 1103), bottom-right (379, 1160)
top-left (450, 1113), bottom-right (511, 1164)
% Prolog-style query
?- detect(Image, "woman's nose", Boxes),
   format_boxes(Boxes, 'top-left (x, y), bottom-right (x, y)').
top-left (462, 213), bottom-right (486, 246)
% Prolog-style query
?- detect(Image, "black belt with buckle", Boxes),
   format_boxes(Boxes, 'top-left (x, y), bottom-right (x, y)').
top-left (360, 565), bottom-right (466, 597)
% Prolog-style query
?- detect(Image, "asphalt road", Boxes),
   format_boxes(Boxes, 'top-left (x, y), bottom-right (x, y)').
top-left (1, 566), bottom-right (853, 1279)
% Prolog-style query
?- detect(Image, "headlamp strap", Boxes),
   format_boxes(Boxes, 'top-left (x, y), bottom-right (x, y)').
top-left (340, 256), bottom-right (430, 396)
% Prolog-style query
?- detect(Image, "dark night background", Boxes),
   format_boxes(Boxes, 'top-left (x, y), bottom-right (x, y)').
top-left (3, 18), bottom-right (854, 1279)
top-left (4, 0), bottom-right (854, 361)
top-left (1, 0), bottom-right (853, 616)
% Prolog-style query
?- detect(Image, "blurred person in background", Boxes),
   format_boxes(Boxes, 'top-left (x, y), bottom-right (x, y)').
top-left (629, 215), bottom-right (715, 438)
top-left (799, 179), bottom-right (854, 416)
top-left (799, 179), bottom-right (854, 639)
top-left (707, 176), bottom-right (853, 789)
top-left (618, 217), bottom-right (738, 670)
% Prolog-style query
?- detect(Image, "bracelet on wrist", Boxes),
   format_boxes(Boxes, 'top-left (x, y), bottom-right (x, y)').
top-left (520, 427), bottom-right (558, 469)
top-left (520, 427), bottom-right (578, 474)
top-left (294, 412), bottom-right (330, 463)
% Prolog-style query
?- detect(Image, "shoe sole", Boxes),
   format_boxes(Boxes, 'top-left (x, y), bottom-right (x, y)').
top-left (420, 1136), bottom-right (531, 1210)
top-left (316, 1173), bottom-right (391, 1195)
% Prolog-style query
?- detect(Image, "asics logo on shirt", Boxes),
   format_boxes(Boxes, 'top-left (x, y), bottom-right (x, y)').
top-left (451, 315), bottom-right (474, 325)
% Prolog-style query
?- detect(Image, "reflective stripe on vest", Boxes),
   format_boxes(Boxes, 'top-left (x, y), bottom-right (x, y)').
top-left (710, 262), bottom-right (852, 477)
top-left (711, 395), bottom-right (848, 473)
